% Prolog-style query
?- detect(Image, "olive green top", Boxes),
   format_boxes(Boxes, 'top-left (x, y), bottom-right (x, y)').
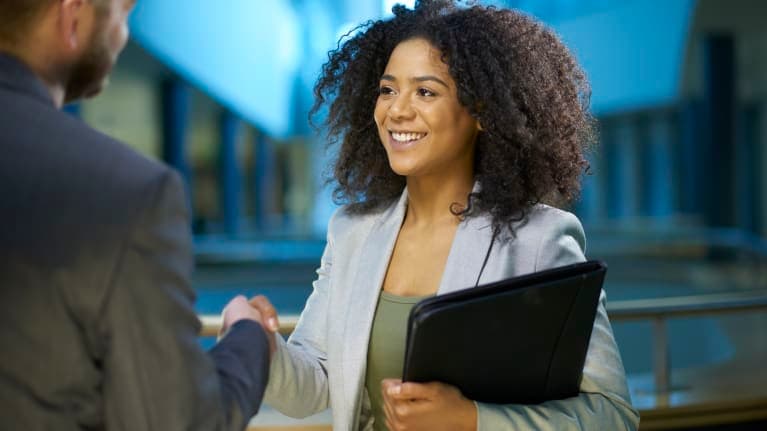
top-left (365, 291), bottom-right (431, 431)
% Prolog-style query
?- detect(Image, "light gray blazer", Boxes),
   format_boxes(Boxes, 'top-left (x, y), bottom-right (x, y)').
top-left (263, 189), bottom-right (640, 430)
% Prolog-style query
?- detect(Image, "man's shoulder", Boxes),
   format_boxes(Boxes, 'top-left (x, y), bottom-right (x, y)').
top-left (2, 89), bottom-right (166, 177)
top-left (0, 93), bottom-right (178, 224)
top-left (19, 101), bottom-right (169, 191)
top-left (55, 110), bottom-right (166, 178)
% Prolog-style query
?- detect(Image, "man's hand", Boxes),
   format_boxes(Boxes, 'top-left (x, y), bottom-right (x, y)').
top-left (221, 295), bottom-right (264, 333)
top-left (220, 294), bottom-right (280, 358)
top-left (381, 379), bottom-right (477, 431)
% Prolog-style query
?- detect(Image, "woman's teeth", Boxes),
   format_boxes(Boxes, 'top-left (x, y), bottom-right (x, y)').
top-left (391, 132), bottom-right (426, 142)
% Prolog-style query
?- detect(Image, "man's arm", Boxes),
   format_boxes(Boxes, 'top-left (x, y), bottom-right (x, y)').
top-left (99, 169), bottom-right (269, 431)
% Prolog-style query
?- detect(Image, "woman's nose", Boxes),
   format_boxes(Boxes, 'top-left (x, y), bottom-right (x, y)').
top-left (388, 95), bottom-right (415, 120)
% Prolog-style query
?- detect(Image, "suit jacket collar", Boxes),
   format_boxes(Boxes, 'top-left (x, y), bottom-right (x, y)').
top-left (0, 53), bottom-right (55, 107)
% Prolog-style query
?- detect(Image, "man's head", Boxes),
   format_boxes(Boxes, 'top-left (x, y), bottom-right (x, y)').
top-left (0, 0), bottom-right (136, 106)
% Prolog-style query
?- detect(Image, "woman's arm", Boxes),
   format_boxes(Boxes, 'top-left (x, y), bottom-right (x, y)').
top-left (475, 209), bottom-right (639, 430)
top-left (260, 222), bottom-right (336, 418)
top-left (475, 295), bottom-right (639, 430)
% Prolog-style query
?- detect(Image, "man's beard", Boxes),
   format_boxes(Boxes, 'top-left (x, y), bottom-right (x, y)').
top-left (63, 27), bottom-right (114, 104)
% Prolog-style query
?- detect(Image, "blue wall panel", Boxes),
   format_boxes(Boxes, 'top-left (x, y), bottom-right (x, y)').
top-left (554, 0), bottom-right (696, 115)
top-left (129, 1), bottom-right (301, 138)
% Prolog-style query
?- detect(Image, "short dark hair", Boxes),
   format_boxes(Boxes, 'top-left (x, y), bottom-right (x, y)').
top-left (0, 1), bottom-right (50, 44)
top-left (312, 0), bottom-right (595, 233)
top-left (0, 0), bottom-right (110, 45)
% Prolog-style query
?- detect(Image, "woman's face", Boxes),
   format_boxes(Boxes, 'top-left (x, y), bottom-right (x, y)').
top-left (374, 38), bottom-right (480, 179)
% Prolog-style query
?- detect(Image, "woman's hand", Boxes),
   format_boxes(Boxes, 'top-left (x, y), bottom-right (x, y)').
top-left (247, 295), bottom-right (280, 357)
top-left (381, 379), bottom-right (477, 431)
top-left (219, 294), bottom-right (280, 358)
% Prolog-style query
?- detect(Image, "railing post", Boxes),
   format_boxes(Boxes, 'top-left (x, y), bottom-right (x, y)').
top-left (652, 317), bottom-right (671, 395)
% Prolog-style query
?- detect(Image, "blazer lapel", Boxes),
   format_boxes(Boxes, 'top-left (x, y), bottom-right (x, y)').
top-left (341, 190), bottom-right (408, 425)
top-left (438, 212), bottom-right (495, 294)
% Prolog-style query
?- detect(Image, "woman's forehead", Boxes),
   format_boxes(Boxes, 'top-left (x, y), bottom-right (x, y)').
top-left (383, 38), bottom-right (452, 80)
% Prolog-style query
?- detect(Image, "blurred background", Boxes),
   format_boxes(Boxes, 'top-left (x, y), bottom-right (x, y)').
top-left (67, 0), bottom-right (767, 429)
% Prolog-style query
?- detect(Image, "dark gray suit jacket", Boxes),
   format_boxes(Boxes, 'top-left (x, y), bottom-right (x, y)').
top-left (0, 53), bottom-right (269, 430)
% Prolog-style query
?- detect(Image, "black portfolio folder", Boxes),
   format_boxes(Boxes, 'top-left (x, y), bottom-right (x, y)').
top-left (402, 260), bottom-right (606, 404)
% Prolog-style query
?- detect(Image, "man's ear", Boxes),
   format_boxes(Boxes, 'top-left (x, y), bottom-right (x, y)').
top-left (56, 0), bottom-right (90, 52)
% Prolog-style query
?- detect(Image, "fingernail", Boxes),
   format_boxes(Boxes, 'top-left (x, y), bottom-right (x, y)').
top-left (268, 317), bottom-right (278, 331)
top-left (388, 384), bottom-right (400, 395)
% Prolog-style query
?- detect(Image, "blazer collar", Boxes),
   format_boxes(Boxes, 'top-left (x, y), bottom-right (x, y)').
top-left (438, 181), bottom-right (496, 294)
top-left (343, 184), bottom-right (495, 360)
top-left (343, 189), bottom-right (409, 362)
top-left (340, 188), bottom-right (408, 428)
top-left (0, 53), bottom-right (55, 107)
top-left (341, 185), bottom-right (495, 426)
top-left (438, 211), bottom-right (495, 294)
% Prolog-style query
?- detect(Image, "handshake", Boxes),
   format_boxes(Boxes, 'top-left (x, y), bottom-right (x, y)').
top-left (220, 295), bottom-right (281, 356)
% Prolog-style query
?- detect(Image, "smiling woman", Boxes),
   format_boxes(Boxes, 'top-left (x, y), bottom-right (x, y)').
top-left (374, 38), bottom-right (480, 180)
top-left (249, 1), bottom-right (639, 430)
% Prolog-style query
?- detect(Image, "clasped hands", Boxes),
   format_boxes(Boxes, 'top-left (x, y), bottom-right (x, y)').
top-left (219, 295), bottom-right (477, 430)
top-left (219, 295), bottom-right (280, 357)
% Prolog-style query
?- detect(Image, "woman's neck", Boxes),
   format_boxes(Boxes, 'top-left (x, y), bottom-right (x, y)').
top-left (404, 171), bottom-right (474, 228)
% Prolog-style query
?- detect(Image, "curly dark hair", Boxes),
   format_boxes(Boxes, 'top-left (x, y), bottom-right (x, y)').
top-left (312, 0), bottom-right (595, 233)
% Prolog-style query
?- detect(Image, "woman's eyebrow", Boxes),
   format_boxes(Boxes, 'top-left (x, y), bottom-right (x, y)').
top-left (379, 74), bottom-right (450, 89)
top-left (413, 75), bottom-right (449, 88)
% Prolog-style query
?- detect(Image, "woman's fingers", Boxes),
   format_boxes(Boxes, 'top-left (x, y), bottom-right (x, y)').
top-left (249, 294), bottom-right (280, 332)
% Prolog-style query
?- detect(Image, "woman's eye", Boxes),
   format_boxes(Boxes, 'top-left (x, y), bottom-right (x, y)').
top-left (379, 86), bottom-right (395, 96)
top-left (417, 88), bottom-right (436, 97)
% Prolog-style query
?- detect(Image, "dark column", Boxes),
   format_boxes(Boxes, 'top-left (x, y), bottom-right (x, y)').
top-left (604, 117), bottom-right (641, 221)
top-left (678, 101), bottom-right (702, 216)
top-left (575, 151), bottom-right (603, 224)
top-left (641, 111), bottom-right (675, 221)
top-left (737, 104), bottom-right (761, 233)
top-left (219, 111), bottom-right (243, 237)
top-left (161, 79), bottom-right (192, 192)
top-left (253, 133), bottom-right (277, 232)
top-left (701, 35), bottom-right (736, 227)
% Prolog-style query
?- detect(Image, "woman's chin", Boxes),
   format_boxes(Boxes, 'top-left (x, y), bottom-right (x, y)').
top-left (388, 161), bottom-right (418, 178)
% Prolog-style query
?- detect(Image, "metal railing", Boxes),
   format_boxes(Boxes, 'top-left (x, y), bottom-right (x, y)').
top-left (607, 291), bottom-right (767, 396)
top-left (200, 290), bottom-right (767, 396)
top-left (200, 314), bottom-right (299, 338)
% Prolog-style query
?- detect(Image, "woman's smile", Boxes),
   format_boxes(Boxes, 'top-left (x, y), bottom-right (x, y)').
top-left (388, 130), bottom-right (428, 151)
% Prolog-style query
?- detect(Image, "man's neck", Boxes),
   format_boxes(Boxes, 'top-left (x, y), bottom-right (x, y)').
top-left (0, 45), bottom-right (66, 108)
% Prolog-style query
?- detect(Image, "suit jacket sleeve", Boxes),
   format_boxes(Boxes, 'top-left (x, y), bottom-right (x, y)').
top-left (476, 211), bottom-right (640, 430)
top-left (99, 169), bottom-right (270, 430)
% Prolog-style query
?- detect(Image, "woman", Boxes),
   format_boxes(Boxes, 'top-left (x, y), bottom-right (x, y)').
top-left (246, 1), bottom-right (639, 429)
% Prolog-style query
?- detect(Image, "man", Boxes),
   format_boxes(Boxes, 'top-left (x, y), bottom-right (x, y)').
top-left (0, 0), bottom-right (272, 429)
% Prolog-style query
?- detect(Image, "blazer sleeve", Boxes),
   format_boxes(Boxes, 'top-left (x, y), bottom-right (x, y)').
top-left (99, 170), bottom-right (270, 431)
top-left (475, 211), bottom-right (640, 430)
top-left (261, 215), bottom-right (335, 417)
